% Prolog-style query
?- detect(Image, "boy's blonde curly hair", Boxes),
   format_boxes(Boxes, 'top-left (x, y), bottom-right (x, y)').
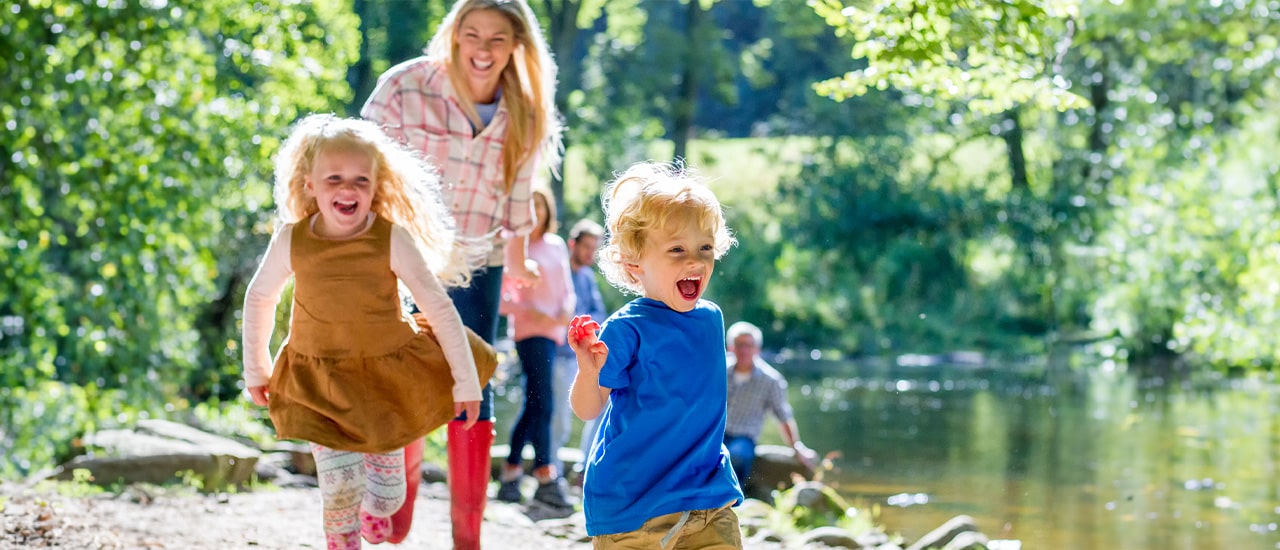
top-left (273, 114), bottom-right (488, 287)
top-left (597, 162), bottom-right (736, 295)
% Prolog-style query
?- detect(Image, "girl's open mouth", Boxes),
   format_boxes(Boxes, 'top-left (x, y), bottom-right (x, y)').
top-left (335, 199), bottom-right (358, 215)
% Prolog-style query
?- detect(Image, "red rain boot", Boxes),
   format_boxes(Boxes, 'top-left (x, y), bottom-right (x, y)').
top-left (448, 419), bottom-right (494, 550)
top-left (386, 438), bottom-right (424, 544)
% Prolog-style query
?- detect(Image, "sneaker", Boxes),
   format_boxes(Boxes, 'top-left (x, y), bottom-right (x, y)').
top-left (496, 478), bottom-right (523, 503)
top-left (359, 511), bottom-right (390, 544)
top-left (326, 531), bottom-right (361, 550)
top-left (532, 478), bottom-right (572, 508)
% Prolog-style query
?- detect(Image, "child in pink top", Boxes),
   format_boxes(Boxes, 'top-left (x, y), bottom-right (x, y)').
top-left (496, 186), bottom-right (575, 506)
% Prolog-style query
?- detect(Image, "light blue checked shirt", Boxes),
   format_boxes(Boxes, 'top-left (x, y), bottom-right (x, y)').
top-left (724, 356), bottom-right (794, 440)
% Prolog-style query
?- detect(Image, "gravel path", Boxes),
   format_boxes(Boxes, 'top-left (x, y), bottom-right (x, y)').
top-left (0, 481), bottom-right (595, 549)
top-left (1, 479), bottom-right (810, 549)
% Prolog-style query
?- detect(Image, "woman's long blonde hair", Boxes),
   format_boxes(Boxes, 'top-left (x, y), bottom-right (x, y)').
top-left (427, 0), bottom-right (562, 193)
top-left (273, 114), bottom-right (488, 287)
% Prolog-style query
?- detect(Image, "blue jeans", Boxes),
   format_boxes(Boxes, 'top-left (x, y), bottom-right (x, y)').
top-left (447, 265), bottom-right (502, 421)
top-left (507, 337), bottom-right (556, 468)
top-left (724, 434), bottom-right (756, 485)
top-left (550, 353), bottom-right (578, 473)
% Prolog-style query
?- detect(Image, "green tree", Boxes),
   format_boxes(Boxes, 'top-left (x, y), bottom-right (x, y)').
top-left (1073, 1), bottom-right (1280, 368)
top-left (530, 0), bottom-right (610, 215)
top-left (564, 1), bottom-right (665, 203)
top-left (810, 0), bottom-right (1088, 114)
top-left (0, 0), bottom-right (358, 475)
top-left (347, 0), bottom-right (446, 115)
top-left (810, 0), bottom-right (1280, 371)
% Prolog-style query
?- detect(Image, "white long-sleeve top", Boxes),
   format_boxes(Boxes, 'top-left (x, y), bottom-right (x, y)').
top-left (241, 218), bottom-right (481, 403)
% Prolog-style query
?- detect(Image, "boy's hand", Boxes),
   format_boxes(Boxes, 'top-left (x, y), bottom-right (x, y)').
top-left (567, 315), bottom-right (611, 420)
top-left (247, 386), bottom-right (270, 406)
top-left (454, 401), bottom-right (481, 429)
top-left (567, 315), bottom-right (608, 372)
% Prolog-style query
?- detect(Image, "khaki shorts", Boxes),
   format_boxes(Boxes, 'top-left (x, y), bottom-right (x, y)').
top-left (593, 503), bottom-right (742, 550)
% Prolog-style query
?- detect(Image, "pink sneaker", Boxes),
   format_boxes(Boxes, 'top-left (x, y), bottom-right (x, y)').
top-left (361, 511), bottom-right (391, 544)
top-left (326, 531), bottom-right (360, 550)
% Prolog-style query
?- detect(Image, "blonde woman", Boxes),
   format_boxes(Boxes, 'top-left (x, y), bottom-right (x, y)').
top-left (361, 0), bottom-right (561, 546)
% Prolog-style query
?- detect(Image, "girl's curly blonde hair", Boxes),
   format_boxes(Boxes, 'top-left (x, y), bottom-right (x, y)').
top-left (272, 114), bottom-right (488, 287)
top-left (597, 162), bottom-right (736, 295)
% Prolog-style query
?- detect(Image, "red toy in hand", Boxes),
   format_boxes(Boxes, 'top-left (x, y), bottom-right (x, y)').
top-left (569, 315), bottom-right (600, 342)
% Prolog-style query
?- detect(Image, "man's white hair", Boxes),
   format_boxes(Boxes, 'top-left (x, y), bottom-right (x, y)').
top-left (726, 321), bottom-right (763, 348)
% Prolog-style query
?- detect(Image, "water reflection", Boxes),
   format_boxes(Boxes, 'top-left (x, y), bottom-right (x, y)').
top-left (786, 361), bottom-right (1280, 549)
top-left (491, 358), bottom-right (1279, 548)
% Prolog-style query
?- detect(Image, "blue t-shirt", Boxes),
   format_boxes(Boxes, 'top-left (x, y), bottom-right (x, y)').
top-left (583, 297), bottom-right (743, 535)
top-left (472, 87), bottom-right (503, 130)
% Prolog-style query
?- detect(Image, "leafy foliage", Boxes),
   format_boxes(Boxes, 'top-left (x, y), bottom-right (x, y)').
top-left (806, 0), bottom-right (1280, 371)
top-left (1068, 2), bottom-right (1280, 368)
top-left (0, 382), bottom-right (125, 479)
top-left (0, 0), bottom-right (359, 476)
top-left (811, 0), bottom-right (1089, 113)
top-left (766, 136), bottom-right (1029, 355)
top-left (5, 0), bottom-right (1280, 484)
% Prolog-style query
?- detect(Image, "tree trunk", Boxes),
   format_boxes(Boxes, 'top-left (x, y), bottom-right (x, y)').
top-left (386, 3), bottom-right (430, 73)
top-left (1001, 106), bottom-right (1028, 190)
top-left (345, 0), bottom-right (373, 115)
top-left (541, 0), bottom-right (586, 219)
top-left (672, 0), bottom-right (705, 163)
top-left (1086, 51), bottom-right (1109, 184)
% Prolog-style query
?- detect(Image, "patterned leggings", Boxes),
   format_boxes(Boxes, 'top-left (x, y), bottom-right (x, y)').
top-left (311, 444), bottom-right (406, 536)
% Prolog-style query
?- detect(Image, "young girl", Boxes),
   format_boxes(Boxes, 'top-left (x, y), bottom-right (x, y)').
top-left (361, 0), bottom-right (562, 545)
top-left (241, 114), bottom-right (497, 550)
top-left (496, 186), bottom-right (575, 507)
top-left (567, 162), bottom-right (744, 548)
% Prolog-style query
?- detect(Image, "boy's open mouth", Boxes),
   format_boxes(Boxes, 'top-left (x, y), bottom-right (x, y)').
top-left (335, 199), bottom-right (358, 215)
top-left (677, 276), bottom-right (701, 300)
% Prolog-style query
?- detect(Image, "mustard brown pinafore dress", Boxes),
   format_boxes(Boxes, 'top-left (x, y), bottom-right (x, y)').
top-left (267, 215), bottom-right (497, 453)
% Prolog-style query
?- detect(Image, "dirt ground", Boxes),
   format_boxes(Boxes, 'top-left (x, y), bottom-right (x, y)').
top-left (0, 481), bottom-right (596, 550)
top-left (0, 480), bottom-right (806, 549)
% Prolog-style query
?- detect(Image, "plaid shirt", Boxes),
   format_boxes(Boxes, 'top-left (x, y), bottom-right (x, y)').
top-left (361, 56), bottom-right (535, 265)
top-left (725, 356), bottom-right (794, 440)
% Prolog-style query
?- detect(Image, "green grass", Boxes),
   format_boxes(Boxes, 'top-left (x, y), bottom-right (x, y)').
top-left (561, 136), bottom-right (817, 220)
top-left (562, 132), bottom-right (1011, 215)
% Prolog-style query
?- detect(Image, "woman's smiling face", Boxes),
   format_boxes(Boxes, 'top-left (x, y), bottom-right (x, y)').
top-left (455, 8), bottom-right (516, 103)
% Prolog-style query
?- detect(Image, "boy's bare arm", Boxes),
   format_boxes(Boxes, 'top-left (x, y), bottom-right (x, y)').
top-left (569, 365), bottom-right (611, 420)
